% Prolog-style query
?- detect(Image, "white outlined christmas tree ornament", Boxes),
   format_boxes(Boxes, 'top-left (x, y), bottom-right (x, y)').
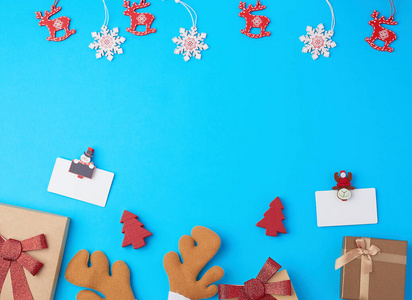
top-left (172, 0), bottom-right (209, 62)
top-left (89, 0), bottom-right (126, 61)
top-left (299, 0), bottom-right (337, 60)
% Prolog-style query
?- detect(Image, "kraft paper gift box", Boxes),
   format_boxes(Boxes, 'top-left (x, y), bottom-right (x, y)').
top-left (335, 236), bottom-right (407, 300)
top-left (0, 203), bottom-right (70, 300)
top-left (266, 270), bottom-right (298, 300)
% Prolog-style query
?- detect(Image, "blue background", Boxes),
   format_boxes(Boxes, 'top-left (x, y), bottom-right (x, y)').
top-left (0, 0), bottom-right (411, 299)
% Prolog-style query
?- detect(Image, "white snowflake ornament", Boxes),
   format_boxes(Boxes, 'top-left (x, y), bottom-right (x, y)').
top-left (89, 26), bottom-right (126, 61)
top-left (173, 26), bottom-right (208, 62)
top-left (299, 24), bottom-right (336, 60)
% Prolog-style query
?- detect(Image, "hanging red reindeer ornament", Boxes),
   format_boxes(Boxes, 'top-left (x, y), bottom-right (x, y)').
top-left (35, 1), bottom-right (75, 42)
top-left (365, 10), bottom-right (397, 52)
top-left (123, 0), bottom-right (156, 36)
top-left (239, 0), bottom-right (271, 38)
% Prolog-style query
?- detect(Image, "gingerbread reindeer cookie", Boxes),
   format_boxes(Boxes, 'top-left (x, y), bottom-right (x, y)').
top-left (65, 250), bottom-right (135, 300)
top-left (164, 226), bottom-right (224, 300)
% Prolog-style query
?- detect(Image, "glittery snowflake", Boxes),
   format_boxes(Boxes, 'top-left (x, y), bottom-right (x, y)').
top-left (299, 23), bottom-right (336, 60)
top-left (89, 26), bottom-right (126, 61)
top-left (172, 26), bottom-right (208, 62)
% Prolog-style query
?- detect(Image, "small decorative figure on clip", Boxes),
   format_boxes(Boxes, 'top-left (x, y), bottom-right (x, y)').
top-left (69, 147), bottom-right (95, 179)
top-left (332, 170), bottom-right (354, 201)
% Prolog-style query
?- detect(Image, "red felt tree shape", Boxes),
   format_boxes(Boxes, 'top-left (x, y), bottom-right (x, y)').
top-left (256, 197), bottom-right (287, 237)
top-left (121, 210), bottom-right (152, 249)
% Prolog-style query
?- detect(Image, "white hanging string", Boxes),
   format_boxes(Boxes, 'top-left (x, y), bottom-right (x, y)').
top-left (102, 0), bottom-right (109, 28)
top-left (175, 0), bottom-right (197, 29)
top-left (325, 0), bottom-right (335, 31)
top-left (389, 0), bottom-right (396, 17)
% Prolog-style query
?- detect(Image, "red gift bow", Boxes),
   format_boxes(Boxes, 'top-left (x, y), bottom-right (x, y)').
top-left (218, 258), bottom-right (292, 300)
top-left (0, 234), bottom-right (48, 300)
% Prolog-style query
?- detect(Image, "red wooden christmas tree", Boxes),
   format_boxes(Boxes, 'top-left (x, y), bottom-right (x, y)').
top-left (121, 210), bottom-right (152, 249)
top-left (256, 197), bottom-right (287, 237)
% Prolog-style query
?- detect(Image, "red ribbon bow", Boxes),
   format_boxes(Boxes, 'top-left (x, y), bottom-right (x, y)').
top-left (0, 234), bottom-right (48, 300)
top-left (218, 258), bottom-right (292, 300)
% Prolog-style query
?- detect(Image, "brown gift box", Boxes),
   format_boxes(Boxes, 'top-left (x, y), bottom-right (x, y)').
top-left (0, 203), bottom-right (70, 300)
top-left (267, 270), bottom-right (298, 300)
top-left (226, 269), bottom-right (299, 300)
top-left (338, 236), bottom-right (407, 300)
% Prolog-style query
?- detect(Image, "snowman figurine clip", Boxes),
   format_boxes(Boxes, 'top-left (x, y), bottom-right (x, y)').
top-left (332, 170), bottom-right (355, 201)
top-left (69, 147), bottom-right (96, 179)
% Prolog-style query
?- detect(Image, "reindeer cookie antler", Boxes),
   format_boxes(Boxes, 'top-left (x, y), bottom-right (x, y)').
top-left (65, 250), bottom-right (135, 300)
top-left (164, 226), bottom-right (224, 300)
